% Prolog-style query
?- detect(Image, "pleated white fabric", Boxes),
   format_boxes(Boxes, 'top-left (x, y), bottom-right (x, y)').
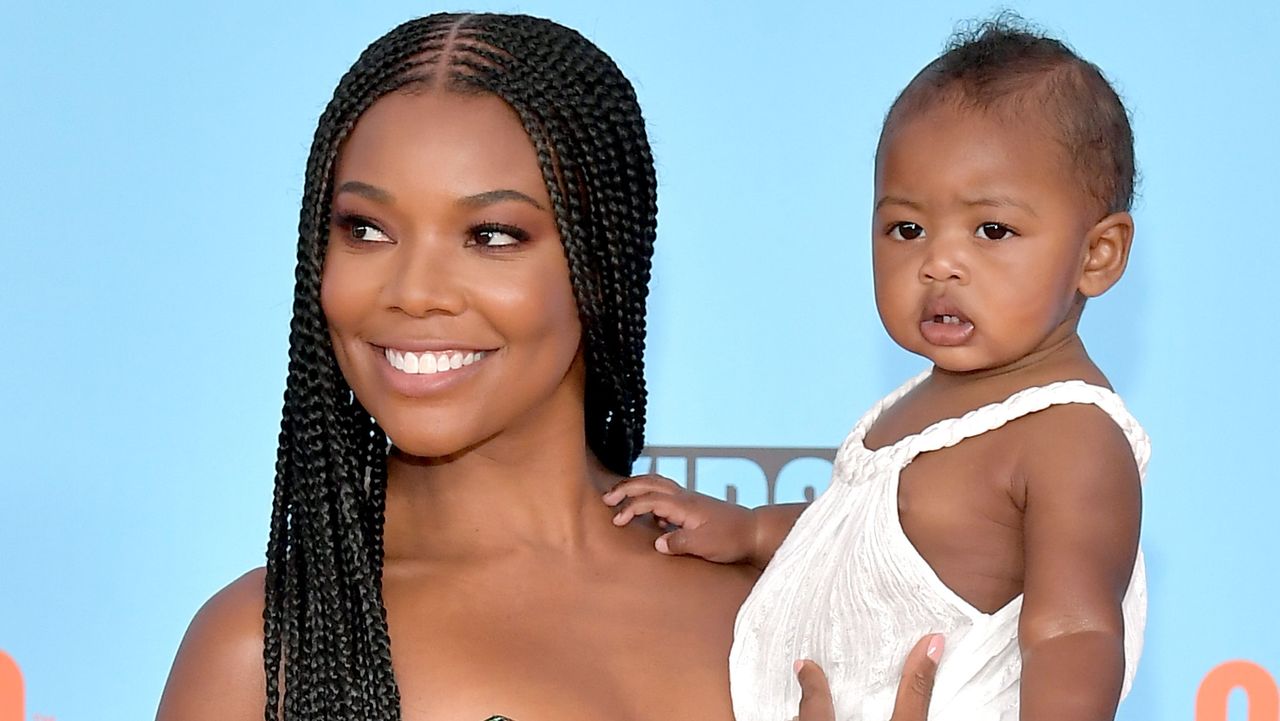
top-left (730, 371), bottom-right (1149, 721)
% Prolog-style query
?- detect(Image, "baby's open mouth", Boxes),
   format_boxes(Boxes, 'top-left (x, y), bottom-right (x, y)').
top-left (920, 300), bottom-right (974, 346)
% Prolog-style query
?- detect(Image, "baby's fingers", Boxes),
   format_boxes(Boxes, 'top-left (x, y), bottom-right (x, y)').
top-left (611, 493), bottom-right (693, 527)
top-left (602, 475), bottom-right (682, 507)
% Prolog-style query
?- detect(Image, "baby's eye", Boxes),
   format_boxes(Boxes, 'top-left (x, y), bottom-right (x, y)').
top-left (888, 222), bottom-right (925, 241)
top-left (976, 223), bottom-right (1016, 241)
top-left (469, 223), bottom-right (529, 248)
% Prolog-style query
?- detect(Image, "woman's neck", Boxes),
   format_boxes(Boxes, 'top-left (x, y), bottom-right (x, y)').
top-left (380, 391), bottom-right (629, 565)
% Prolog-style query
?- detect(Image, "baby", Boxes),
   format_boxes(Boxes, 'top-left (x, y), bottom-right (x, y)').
top-left (606, 20), bottom-right (1147, 721)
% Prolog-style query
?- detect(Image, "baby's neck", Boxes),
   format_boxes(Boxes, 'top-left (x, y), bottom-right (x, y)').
top-left (930, 333), bottom-right (1107, 390)
top-left (865, 334), bottom-right (1109, 452)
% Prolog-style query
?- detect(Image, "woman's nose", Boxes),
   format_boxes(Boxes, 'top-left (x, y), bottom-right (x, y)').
top-left (383, 236), bottom-right (466, 317)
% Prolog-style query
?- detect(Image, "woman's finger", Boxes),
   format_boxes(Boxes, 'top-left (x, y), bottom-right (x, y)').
top-left (888, 634), bottom-right (943, 721)
top-left (795, 659), bottom-right (836, 721)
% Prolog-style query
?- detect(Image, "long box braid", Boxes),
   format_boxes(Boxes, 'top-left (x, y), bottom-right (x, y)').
top-left (265, 13), bottom-right (657, 720)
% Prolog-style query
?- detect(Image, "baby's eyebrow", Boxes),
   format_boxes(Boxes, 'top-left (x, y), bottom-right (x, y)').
top-left (874, 196), bottom-right (923, 211)
top-left (963, 196), bottom-right (1038, 217)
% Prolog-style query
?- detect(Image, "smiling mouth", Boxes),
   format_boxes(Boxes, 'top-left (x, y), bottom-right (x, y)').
top-left (384, 348), bottom-right (489, 375)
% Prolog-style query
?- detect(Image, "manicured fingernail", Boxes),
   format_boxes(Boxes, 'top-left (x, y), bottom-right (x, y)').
top-left (612, 512), bottom-right (626, 525)
top-left (793, 660), bottom-right (804, 674)
top-left (655, 536), bottom-right (670, 553)
top-left (926, 635), bottom-right (944, 662)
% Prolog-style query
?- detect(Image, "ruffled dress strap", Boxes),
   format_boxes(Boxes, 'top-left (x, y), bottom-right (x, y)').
top-left (832, 369), bottom-right (931, 478)
top-left (898, 379), bottom-right (1151, 477)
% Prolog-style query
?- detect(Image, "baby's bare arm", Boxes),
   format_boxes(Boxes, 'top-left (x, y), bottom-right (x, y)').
top-left (604, 476), bottom-right (805, 568)
top-left (1017, 405), bottom-right (1141, 721)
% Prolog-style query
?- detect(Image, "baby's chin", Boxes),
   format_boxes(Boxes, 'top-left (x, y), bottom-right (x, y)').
top-left (909, 344), bottom-right (1008, 376)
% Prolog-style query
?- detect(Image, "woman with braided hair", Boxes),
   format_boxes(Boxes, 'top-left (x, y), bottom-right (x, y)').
top-left (156, 13), bottom-right (936, 721)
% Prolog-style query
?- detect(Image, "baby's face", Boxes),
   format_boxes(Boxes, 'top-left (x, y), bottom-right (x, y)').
top-left (872, 105), bottom-right (1100, 374)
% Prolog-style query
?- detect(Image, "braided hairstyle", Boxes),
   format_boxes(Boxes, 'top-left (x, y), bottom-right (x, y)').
top-left (264, 13), bottom-right (656, 720)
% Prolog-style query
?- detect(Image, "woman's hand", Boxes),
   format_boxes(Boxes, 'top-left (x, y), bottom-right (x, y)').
top-left (795, 635), bottom-right (943, 721)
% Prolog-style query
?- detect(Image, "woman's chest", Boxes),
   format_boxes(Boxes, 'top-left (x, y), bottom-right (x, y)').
top-left (381, 559), bottom-right (747, 721)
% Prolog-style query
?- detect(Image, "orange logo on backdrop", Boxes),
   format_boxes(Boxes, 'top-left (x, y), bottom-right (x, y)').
top-left (0, 650), bottom-right (22, 721)
top-left (1197, 660), bottom-right (1278, 721)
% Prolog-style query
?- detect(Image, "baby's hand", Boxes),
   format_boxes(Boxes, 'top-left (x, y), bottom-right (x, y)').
top-left (603, 475), bottom-right (757, 564)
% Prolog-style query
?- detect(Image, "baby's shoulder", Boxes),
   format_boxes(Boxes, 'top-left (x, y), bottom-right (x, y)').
top-left (1008, 400), bottom-right (1141, 498)
top-left (1009, 399), bottom-right (1133, 452)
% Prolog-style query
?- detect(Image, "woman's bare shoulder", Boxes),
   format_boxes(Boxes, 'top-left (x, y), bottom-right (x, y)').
top-left (156, 568), bottom-right (267, 721)
top-left (664, 550), bottom-right (761, 614)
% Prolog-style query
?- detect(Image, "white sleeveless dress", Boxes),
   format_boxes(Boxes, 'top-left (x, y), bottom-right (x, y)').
top-left (729, 372), bottom-right (1149, 721)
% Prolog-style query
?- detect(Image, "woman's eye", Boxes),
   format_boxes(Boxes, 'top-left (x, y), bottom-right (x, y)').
top-left (351, 223), bottom-right (391, 243)
top-left (335, 215), bottom-right (392, 243)
top-left (889, 222), bottom-right (925, 241)
top-left (469, 224), bottom-right (528, 248)
top-left (976, 222), bottom-right (1015, 241)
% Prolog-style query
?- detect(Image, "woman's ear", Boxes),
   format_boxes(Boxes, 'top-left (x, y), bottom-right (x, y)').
top-left (1079, 211), bottom-right (1134, 298)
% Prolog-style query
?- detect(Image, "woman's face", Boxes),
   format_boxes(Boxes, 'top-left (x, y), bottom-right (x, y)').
top-left (321, 90), bottom-right (584, 459)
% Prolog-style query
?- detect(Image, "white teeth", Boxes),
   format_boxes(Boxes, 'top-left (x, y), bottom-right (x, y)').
top-left (385, 348), bottom-right (489, 375)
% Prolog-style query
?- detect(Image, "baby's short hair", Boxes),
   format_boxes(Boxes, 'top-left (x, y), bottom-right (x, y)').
top-left (882, 15), bottom-right (1135, 215)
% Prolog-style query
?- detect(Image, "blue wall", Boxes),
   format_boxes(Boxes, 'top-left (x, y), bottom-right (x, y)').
top-left (1, 2), bottom-right (1276, 720)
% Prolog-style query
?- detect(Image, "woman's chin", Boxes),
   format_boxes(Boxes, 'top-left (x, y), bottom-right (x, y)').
top-left (385, 432), bottom-right (489, 466)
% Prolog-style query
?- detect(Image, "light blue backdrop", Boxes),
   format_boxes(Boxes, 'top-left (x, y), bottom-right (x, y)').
top-left (1, 2), bottom-right (1276, 720)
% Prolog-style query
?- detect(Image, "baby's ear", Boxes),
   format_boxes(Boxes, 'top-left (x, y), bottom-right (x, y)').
top-left (1079, 211), bottom-right (1134, 298)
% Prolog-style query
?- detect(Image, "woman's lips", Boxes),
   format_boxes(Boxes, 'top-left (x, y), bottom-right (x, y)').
top-left (384, 347), bottom-right (488, 375)
top-left (372, 344), bottom-right (495, 397)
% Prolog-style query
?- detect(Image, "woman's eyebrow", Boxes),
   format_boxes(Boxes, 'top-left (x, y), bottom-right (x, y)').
top-left (335, 180), bottom-right (393, 203)
top-left (458, 189), bottom-right (546, 211)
